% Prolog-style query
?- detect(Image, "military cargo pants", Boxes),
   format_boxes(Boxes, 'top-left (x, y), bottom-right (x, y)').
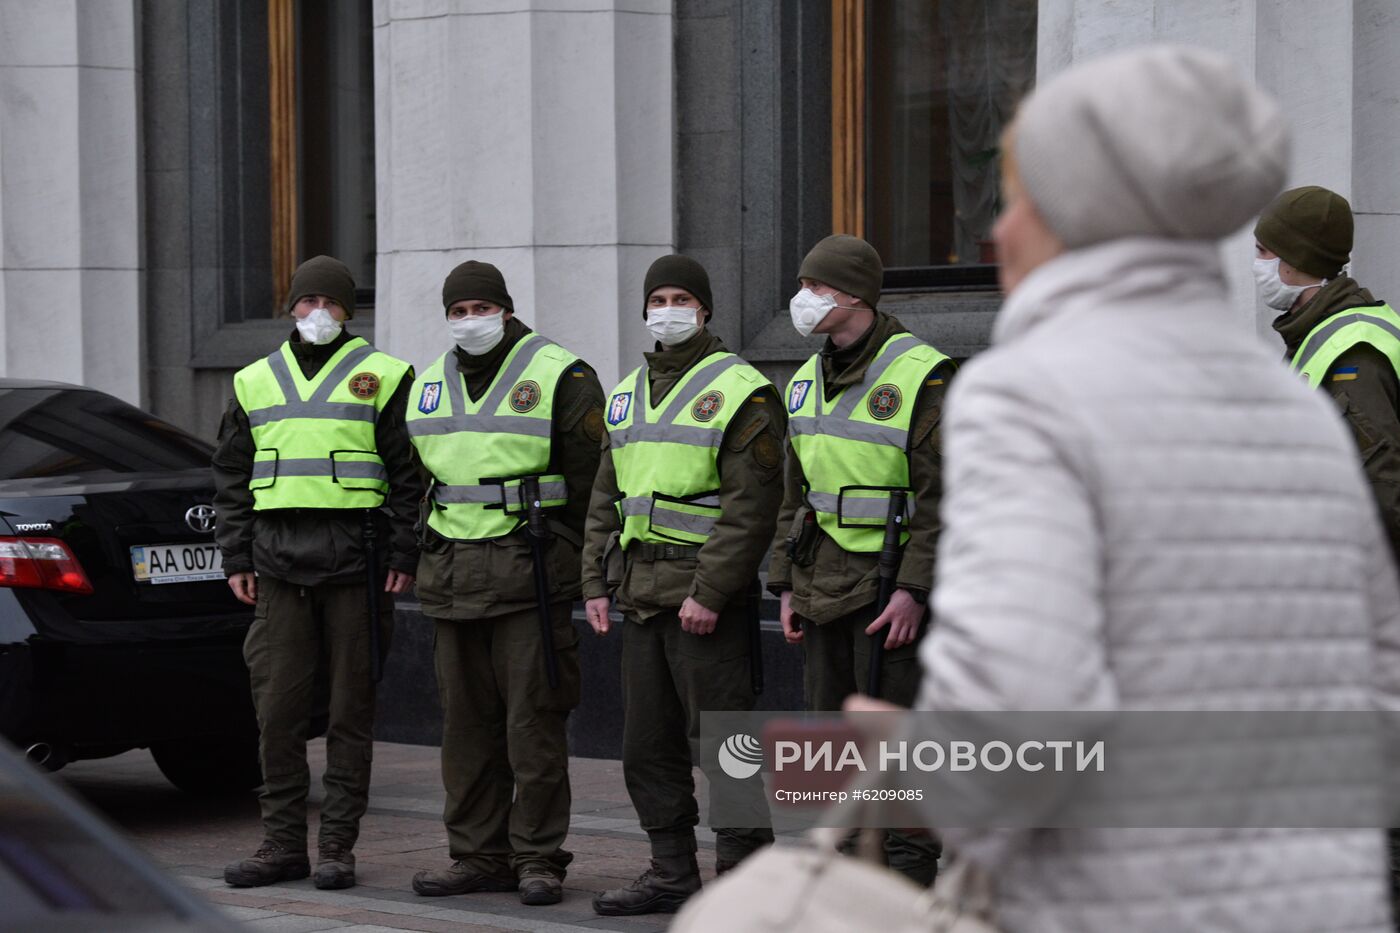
top-left (803, 600), bottom-right (940, 884)
top-left (621, 605), bottom-right (774, 865)
top-left (433, 603), bottom-right (580, 880)
top-left (243, 575), bottom-right (393, 852)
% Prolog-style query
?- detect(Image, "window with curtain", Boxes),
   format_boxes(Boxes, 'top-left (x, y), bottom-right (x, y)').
top-left (835, 0), bottom-right (1037, 275)
top-left (272, 0), bottom-right (377, 308)
top-left (197, 0), bottom-right (376, 323)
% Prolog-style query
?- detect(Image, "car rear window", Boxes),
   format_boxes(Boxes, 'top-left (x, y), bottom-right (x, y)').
top-left (0, 388), bottom-right (213, 479)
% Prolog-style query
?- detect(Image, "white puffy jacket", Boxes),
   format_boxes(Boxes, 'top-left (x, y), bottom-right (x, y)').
top-left (918, 237), bottom-right (1400, 933)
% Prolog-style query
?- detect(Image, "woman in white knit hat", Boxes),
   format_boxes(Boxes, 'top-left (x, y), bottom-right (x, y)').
top-left (913, 45), bottom-right (1400, 932)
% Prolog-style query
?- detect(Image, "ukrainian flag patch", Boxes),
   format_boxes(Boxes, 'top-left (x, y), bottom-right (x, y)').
top-left (1331, 366), bottom-right (1359, 382)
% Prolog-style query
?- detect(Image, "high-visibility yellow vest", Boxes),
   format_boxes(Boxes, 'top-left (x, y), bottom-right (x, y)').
top-left (406, 334), bottom-right (577, 542)
top-left (605, 351), bottom-right (771, 549)
top-left (786, 333), bottom-right (950, 552)
top-left (1290, 304), bottom-right (1400, 388)
top-left (233, 336), bottom-right (413, 510)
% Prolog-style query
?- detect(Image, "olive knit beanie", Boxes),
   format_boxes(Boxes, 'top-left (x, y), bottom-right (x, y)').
top-left (285, 255), bottom-right (356, 318)
top-left (1253, 186), bottom-right (1353, 279)
top-left (643, 255), bottom-right (714, 319)
top-left (442, 260), bottom-right (515, 314)
top-left (797, 235), bottom-right (884, 309)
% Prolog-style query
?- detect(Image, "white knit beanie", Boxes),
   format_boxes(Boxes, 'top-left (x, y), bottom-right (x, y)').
top-left (1014, 45), bottom-right (1289, 248)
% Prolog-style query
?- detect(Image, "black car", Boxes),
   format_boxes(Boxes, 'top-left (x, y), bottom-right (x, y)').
top-left (0, 379), bottom-right (261, 793)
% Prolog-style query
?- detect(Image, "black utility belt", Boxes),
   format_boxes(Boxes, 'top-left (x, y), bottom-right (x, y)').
top-left (629, 542), bottom-right (702, 561)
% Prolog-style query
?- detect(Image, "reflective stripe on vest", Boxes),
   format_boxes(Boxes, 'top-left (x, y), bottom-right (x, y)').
top-left (233, 337), bottom-right (411, 510)
top-left (606, 351), bottom-right (770, 549)
top-left (406, 334), bottom-right (576, 541)
top-left (786, 333), bottom-right (949, 552)
top-left (1290, 305), bottom-right (1400, 389)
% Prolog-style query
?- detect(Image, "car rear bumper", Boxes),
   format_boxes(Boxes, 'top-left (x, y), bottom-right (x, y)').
top-left (0, 629), bottom-right (257, 759)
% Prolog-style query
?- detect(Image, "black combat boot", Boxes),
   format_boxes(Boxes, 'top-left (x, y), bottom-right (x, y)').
top-left (412, 860), bottom-right (518, 897)
top-left (591, 854), bottom-right (701, 916)
top-left (313, 842), bottom-right (356, 890)
top-left (224, 840), bottom-right (311, 887)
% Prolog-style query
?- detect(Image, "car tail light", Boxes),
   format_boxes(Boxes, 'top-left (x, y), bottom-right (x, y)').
top-left (0, 537), bottom-right (94, 595)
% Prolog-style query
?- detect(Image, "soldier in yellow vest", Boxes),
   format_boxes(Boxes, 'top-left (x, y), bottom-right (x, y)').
top-left (213, 256), bottom-right (423, 890)
top-left (1254, 190), bottom-right (1400, 896)
top-left (581, 255), bottom-right (785, 916)
top-left (767, 234), bottom-right (953, 885)
top-left (1255, 187), bottom-right (1400, 559)
top-left (407, 261), bottom-right (603, 907)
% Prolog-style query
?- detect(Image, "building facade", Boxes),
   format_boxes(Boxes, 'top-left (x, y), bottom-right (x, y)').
top-left (1, 0), bottom-right (1397, 436)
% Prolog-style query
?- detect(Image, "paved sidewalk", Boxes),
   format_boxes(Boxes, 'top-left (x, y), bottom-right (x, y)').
top-left (58, 741), bottom-right (721, 933)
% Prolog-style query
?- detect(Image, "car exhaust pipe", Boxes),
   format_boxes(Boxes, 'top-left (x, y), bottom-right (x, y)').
top-left (24, 742), bottom-right (67, 770)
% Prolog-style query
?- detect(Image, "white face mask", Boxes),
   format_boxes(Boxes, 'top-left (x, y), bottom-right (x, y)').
top-left (295, 306), bottom-right (342, 345)
top-left (449, 312), bottom-right (506, 355)
top-left (789, 288), bottom-right (838, 337)
top-left (1253, 257), bottom-right (1324, 312)
top-left (646, 306), bottom-right (701, 346)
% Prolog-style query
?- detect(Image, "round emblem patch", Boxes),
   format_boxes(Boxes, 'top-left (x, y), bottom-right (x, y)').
top-left (510, 380), bottom-right (542, 413)
top-left (692, 390), bottom-right (725, 422)
top-left (867, 383), bottom-right (902, 421)
top-left (347, 372), bottom-right (380, 400)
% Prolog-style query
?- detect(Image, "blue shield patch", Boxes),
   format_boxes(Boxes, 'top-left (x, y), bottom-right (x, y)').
top-left (418, 381), bottom-right (443, 414)
top-left (607, 391), bottom-right (633, 426)
top-left (788, 379), bottom-right (814, 413)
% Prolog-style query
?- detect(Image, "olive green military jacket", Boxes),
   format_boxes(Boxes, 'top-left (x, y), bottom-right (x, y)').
top-left (580, 329), bottom-right (786, 621)
top-left (1275, 277), bottom-right (1400, 560)
top-left (766, 312), bottom-right (955, 624)
top-left (415, 317), bottom-right (606, 620)
top-left (212, 327), bottom-right (425, 587)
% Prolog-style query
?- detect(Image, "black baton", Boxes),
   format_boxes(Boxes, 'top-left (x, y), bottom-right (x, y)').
top-left (866, 490), bottom-right (908, 700)
top-left (522, 477), bottom-right (560, 690)
top-left (748, 577), bottom-right (764, 696)
top-left (363, 510), bottom-right (384, 684)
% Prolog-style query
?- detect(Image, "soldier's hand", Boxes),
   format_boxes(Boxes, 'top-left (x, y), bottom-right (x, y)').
top-left (779, 590), bottom-right (803, 645)
top-left (679, 596), bottom-right (718, 635)
top-left (228, 572), bottom-right (258, 606)
top-left (865, 588), bottom-right (922, 649)
top-left (385, 569), bottom-right (414, 594)
top-left (585, 597), bottom-right (612, 635)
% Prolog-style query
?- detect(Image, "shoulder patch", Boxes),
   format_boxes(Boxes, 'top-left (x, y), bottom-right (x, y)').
top-left (753, 433), bottom-right (782, 470)
top-left (1331, 366), bottom-right (1359, 382)
top-left (607, 391), bottom-right (633, 426)
top-left (692, 390), bottom-right (725, 422)
top-left (867, 383), bottom-right (903, 421)
top-left (583, 407), bottom-right (605, 442)
top-left (788, 379), bottom-right (814, 413)
top-left (417, 381), bottom-right (443, 414)
top-left (348, 371), bottom-right (381, 400)
top-left (509, 380), bottom-right (542, 413)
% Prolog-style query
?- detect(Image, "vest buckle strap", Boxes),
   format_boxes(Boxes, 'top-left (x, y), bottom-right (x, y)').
top-left (805, 486), bottom-right (915, 528)
top-left (434, 475), bottom-right (569, 513)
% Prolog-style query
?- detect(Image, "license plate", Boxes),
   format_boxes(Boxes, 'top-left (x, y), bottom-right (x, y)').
top-left (130, 543), bottom-right (224, 584)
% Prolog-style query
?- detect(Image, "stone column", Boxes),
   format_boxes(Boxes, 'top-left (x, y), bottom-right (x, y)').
top-left (1037, 0), bottom-right (1400, 339)
top-left (0, 0), bottom-right (143, 403)
top-left (372, 0), bottom-right (673, 385)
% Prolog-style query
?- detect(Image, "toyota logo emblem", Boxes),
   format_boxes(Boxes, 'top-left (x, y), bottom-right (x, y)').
top-left (185, 504), bottom-right (217, 534)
